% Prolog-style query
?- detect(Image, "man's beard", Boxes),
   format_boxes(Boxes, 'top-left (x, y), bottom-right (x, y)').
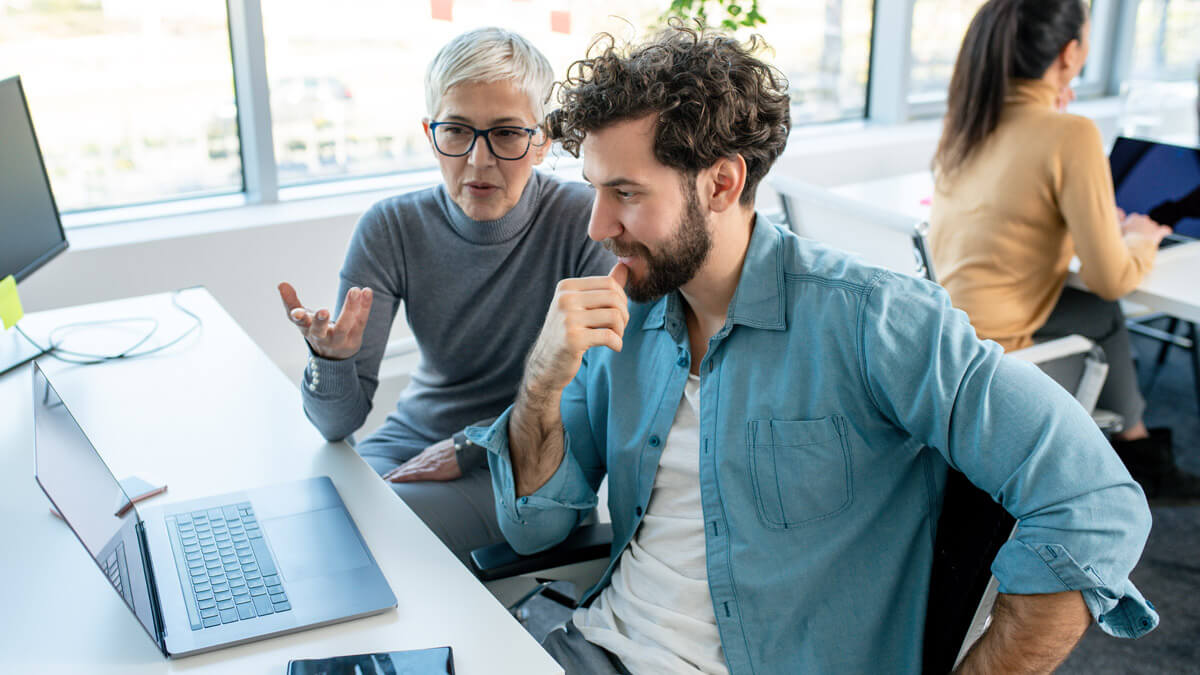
top-left (603, 182), bottom-right (713, 303)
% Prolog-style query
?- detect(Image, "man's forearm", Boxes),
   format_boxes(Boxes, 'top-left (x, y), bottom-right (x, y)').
top-left (956, 591), bottom-right (1090, 674)
top-left (508, 373), bottom-right (567, 497)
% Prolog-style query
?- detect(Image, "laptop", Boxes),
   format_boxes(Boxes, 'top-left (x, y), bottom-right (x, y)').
top-left (32, 362), bottom-right (397, 657)
top-left (1110, 136), bottom-right (1200, 250)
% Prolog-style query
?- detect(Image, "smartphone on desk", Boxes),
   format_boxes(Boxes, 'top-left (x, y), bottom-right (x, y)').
top-left (287, 647), bottom-right (454, 675)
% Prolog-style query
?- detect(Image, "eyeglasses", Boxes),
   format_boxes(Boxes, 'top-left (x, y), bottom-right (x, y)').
top-left (429, 121), bottom-right (542, 160)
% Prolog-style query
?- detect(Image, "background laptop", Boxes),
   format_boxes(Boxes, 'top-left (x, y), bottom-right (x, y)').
top-left (32, 362), bottom-right (396, 657)
top-left (1110, 136), bottom-right (1200, 248)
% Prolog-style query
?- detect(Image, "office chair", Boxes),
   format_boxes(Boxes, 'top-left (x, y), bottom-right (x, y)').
top-left (913, 221), bottom-right (1122, 670)
top-left (1128, 314), bottom-right (1199, 416)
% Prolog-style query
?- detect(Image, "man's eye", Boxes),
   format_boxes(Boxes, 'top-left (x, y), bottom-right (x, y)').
top-left (617, 190), bottom-right (635, 199)
top-left (494, 129), bottom-right (521, 138)
top-left (443, 126), bottom-right (468, 135)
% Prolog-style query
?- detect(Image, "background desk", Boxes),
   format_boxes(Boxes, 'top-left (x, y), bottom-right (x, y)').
top-left (0, 288), bottom-right (561, 675)
top-left (830, 171), bottom-right (1200, 324)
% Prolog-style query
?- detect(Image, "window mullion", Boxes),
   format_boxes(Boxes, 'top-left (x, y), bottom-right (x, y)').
top-left (867, 0), bottom-right (916, 124)
top-left (227, 0), bottom-right (278, 204)
top-left (1105, 0), bottom-right (1142, 96)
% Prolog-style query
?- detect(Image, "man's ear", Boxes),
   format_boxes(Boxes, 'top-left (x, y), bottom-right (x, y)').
top-left (704, 155), bottom-right (748, 213)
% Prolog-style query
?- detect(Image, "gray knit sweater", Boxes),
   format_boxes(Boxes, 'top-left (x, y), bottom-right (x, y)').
top-left (300, 170), bottom-right (612, 467)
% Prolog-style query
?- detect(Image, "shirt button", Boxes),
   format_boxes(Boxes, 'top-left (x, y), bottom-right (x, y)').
top-left (648, 435), bottom-right (661, 448)
top-left (519, 497), bottom-right (528, 505)
top-left (635, 506), bottom-right (643, 516)
top-left (676, 355), bottom-right (688, 367)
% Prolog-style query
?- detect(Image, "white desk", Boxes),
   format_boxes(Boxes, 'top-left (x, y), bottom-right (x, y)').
top-left (831, 171), bottom-right (1200, 324)
top-left (0, 288), bottom-right (561, 675)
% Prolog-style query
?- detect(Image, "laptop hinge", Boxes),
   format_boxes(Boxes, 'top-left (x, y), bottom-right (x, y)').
top-left (136, 521), bottom-right (169, 656)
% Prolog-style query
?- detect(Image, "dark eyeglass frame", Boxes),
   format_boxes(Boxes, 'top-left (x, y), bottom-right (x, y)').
top-left (428, 121), bottom-right (543, 160)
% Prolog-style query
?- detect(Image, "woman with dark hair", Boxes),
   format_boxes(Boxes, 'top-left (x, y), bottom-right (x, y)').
top-left (929, 0), bottom-right (1199, 501)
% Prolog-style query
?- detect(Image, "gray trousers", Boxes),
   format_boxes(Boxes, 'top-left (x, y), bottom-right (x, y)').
top-left (1034, 287), bottom-right (1147, 428)
top-left (542, 621), bottom-right (632, 675)
top-left (356, 433), bottom-right (505, 568)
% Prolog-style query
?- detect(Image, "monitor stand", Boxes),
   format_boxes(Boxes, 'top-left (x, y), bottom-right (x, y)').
top-left (0, 325), bottom-right (45, 377)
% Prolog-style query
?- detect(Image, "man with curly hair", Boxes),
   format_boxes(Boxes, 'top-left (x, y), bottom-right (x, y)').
top-left (467, 25), bottom-right (1156, 674)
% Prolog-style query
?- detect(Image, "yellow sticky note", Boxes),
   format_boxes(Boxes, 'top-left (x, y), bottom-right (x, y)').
top-left (0, 275), bottom-right (24, 330)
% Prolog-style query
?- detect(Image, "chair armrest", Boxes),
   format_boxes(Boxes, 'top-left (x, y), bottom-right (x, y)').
top-left (1008, 335), bottom-right (1097, 364)
top-left (470, 523), bottom-right (613, 582)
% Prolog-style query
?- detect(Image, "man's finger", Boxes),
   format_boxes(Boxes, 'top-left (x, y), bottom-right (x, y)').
top-left (609, 262), bottom-right (629, 288)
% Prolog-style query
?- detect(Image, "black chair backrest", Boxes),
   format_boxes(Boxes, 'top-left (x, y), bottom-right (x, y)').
top-left (912, 222), bottom-right (1017, 673)
top-left (922, 471), bottom-right (1016, 673)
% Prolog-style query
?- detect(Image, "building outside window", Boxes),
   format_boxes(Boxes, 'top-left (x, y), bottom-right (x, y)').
top-left (0, 0), bottom-right (241, 213)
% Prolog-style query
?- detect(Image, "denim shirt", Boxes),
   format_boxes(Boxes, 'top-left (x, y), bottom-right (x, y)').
top-left (469, 219), bottom-right (1157, 673)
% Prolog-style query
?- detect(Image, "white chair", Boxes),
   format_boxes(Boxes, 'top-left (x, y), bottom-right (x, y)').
top-left (770, 173), bottom-right (922, 275)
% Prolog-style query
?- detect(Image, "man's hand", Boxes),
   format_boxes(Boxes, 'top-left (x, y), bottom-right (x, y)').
top-left (278, 282), bottom-right (373, 361)
top-left (382, 438), bottom-right (462, 483)
top-left (956, 591), bottom-right (1091, 674)
top-left (1120, 212), bottom-right (1171, 247)
top-left (523, 263), bottom-right (630, 395)
top-left (508, 263), bottom-right (629, 496)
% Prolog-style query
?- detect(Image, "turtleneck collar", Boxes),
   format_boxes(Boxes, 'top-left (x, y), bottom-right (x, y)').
top-left (436, 170), bottom-right (545, 245)
top-left (1005, 78), bottom-right (1059, 109)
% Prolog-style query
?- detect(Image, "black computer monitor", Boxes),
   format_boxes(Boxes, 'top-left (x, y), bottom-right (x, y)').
top-left (1, 74), bottom-right (69, 375)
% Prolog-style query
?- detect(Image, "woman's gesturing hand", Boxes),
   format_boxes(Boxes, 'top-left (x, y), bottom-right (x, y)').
top-left (278, 282), bottom-right (374, 361)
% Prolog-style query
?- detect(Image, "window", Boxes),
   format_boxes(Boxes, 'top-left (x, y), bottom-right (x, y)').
top-left (260, 0), bottom-right (661, 188)
top-left (1129, 0), bottom-right (1200, 81)
top-left (908, 0), bottom-right (987, 103)
top-left (755, 0), bottom-right (874, 124)
top-left (260, 0), bottom-right (876, 188)
top-left (0, 0), bottom-right (241, 214)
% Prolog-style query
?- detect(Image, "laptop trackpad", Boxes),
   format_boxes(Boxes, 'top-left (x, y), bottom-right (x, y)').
top-left (265, 507), bottom-right (371, 582)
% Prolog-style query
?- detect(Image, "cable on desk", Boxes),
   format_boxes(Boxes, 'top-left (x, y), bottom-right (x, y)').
top-left (15, 291), bottom-right (203, 366)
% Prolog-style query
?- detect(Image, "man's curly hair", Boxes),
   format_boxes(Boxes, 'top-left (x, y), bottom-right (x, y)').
top-left (546, 23), bottom-right (791, 206)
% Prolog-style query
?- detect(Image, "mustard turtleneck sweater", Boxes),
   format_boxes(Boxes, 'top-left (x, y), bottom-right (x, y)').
top-left (929, 78), bottom-right (1158, 351)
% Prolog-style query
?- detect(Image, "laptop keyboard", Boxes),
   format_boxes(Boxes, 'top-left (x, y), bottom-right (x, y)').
top-left (165, 503), bottom-right (291, 630)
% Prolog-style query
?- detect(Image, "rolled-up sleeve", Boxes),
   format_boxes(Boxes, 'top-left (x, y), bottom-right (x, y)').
top-left (466, 407), bottom-right (598, 555)
top-left (859, 270), bottom-right (1158, 638)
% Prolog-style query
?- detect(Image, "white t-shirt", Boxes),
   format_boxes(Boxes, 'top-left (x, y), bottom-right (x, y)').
top-left (573, 374), bottom-right (728, 675)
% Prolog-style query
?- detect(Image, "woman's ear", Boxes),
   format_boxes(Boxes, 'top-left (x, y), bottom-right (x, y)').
top-left (422, 118), bottom-right (434, 146)
top-left (1058, 38), bottom-right (1084, 81)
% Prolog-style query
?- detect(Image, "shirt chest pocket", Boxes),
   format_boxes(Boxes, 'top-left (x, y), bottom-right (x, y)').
top-left (747, 416), bottom-right (853, 530)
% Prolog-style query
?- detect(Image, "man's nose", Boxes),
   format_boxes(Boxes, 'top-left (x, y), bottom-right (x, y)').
top-left (587, 196), bottom-right (622, 243)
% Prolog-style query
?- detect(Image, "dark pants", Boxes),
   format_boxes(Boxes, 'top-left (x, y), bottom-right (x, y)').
top-left (356, 431), bottom-right (506, 568)
top-left (1034, 287), bottom-right (1146, 428)
top-left (542, 621), bottom-right (632, 675)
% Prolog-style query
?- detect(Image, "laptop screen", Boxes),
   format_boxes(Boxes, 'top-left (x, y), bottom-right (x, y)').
top-left (1110, 136), bottom-right (1200, 239)
top-left (33, 363), bottom-right (159, 642)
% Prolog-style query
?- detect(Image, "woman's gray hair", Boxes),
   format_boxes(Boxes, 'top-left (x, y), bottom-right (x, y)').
top-left (424, 27), bottom-right (555, 123)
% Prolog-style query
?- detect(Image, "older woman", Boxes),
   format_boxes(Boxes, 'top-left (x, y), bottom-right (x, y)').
top-left (278, 28), bottom-right (612, 562)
